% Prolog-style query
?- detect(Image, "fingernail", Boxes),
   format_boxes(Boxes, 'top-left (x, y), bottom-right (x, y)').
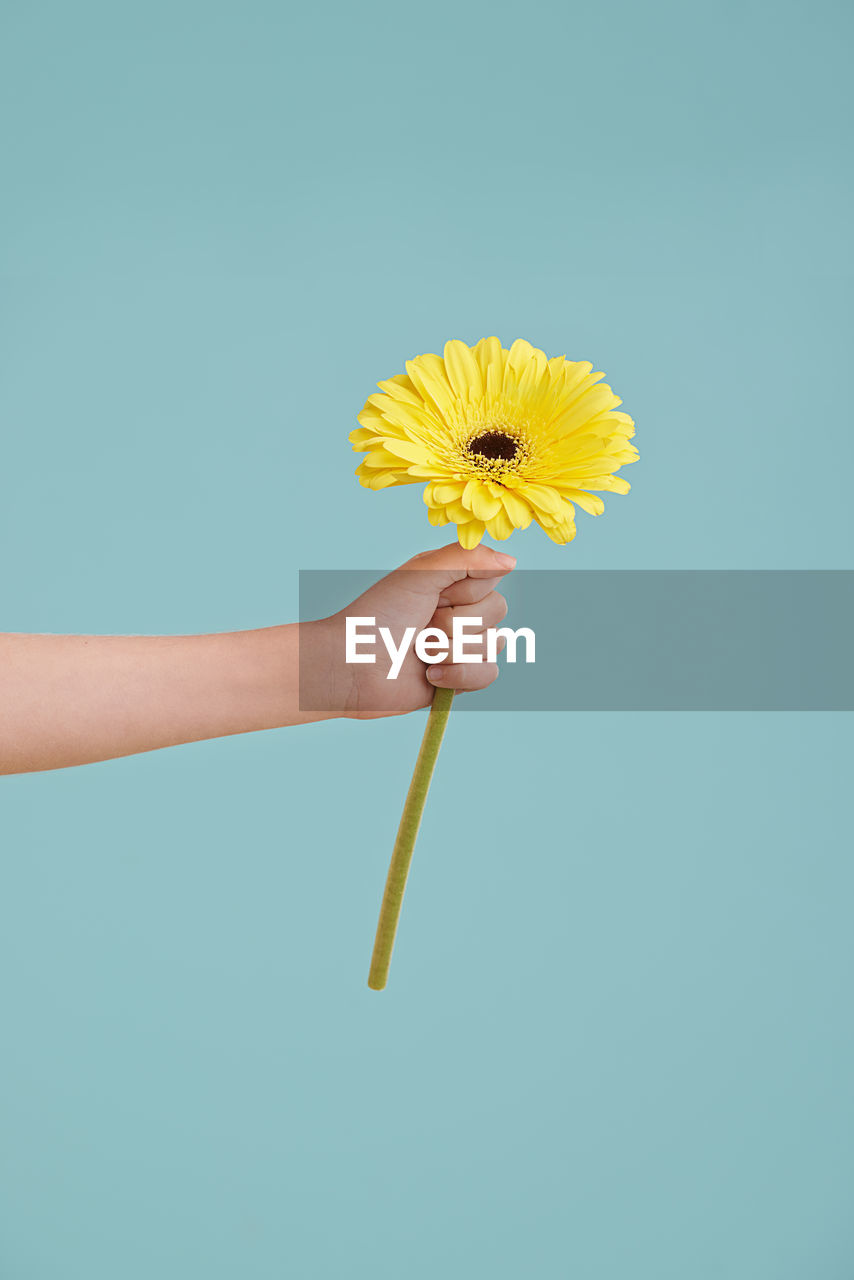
top-left (427, 666), bottom-right (445, 683)
top-left (494, 552), bottom-right (516, 568)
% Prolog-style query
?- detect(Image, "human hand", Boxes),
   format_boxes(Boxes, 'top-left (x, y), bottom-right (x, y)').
top-left (304, 543), bottom-right (516, 720)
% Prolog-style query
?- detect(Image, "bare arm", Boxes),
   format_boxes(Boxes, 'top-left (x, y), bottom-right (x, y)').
top-left (0, 624), bottom-right (324, 774)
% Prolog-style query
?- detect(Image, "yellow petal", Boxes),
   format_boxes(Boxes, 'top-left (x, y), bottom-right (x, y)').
top-left (486, 507), bottom-right (515, 540)
top-left (349, 426), bottom-right (383, 448)
top-left (456, 519), bottom-right (486, 549)
top-left (406, 464), bottom-right (456, 479)
top-left (361, 448), bottom-right (415, 469)
top-left (588, 410), bottom-right (635, 438)
top-left (506, 338), bottom-right (538, 375)
top-left (471, 337), bottom-right (503, 383)
top-left (443, 339), bottom-right (483, 402)
top-left (356, 406), bottom-right (387, 430)
top-left (406, 353), bottom-right (458, 421)
top-left (376, 375), bottom-right (423, 407)
top-left (546, 369), bottom-right (602, 424)
top-left (431, 481), bottom-right (466, 504)
top-left (424, 481), bottom-right (465, 508)
top-left (579, 474), bottom-right (632, 494)
top-left (580, 420), bottom-right (633, 441)
top-left (361, 469), bottom-right (407, 490)
top-left (485, 358), bottom-right (503, 400)
top-left (553, 487), bottom-right (605, 515)
top-left (500, 488), bottom-right (534, 529)
top-left (541, 517), bottom-right (577, 545)
top-left (462, 479), bottom-right (502, 521)
top-left (551, 384), bottom-right (618, 437)
top-left (445, 498), bottom-right (470, 522)
top-left (380, 438), bottom-right (433, 465)
top-left (535, 500), bottom-right (577, 542)
top-left (518, 482), bottom-right (562, 515)
top-left (516, 356), bottom-right (548, 406)
top-left (367, 397), bottom-right (437, 439)
top-left (556, 362), bottom-right (596, 402)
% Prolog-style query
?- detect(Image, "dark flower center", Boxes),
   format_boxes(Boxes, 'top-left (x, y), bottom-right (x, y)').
top-left (467, 430), bottom-right (519, 462)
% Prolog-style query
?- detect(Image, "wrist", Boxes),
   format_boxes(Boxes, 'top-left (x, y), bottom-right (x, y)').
top-left (290, 616), bottom-right (352, 724)
top-left (221, 622), bottom-right (338, 732)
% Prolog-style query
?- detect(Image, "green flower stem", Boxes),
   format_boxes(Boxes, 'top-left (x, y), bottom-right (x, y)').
top-left (368, 686), bottom-right (456, 991)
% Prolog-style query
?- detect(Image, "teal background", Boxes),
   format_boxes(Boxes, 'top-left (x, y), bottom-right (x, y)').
top-left (1, 1), bottom-right (852, 1276)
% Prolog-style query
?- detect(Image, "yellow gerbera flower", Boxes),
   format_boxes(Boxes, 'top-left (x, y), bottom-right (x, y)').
top-left (349, 337), bottom-right (638, 549)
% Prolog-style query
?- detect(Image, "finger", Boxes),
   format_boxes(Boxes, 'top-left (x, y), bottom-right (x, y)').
top-left (419, 630), bottom-right (508, 669)
top-left (426, 661), bottom-right (500, 691)
top-left (431, 591), bottom-right (508, 636)
top-left (425, 631), bottom-right (506, 662)
top-left (436, 575), bottom-right (505, 607)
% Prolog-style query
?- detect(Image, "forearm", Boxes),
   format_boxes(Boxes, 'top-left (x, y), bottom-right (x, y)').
top-left (0, 623), bottom-right (333, 774)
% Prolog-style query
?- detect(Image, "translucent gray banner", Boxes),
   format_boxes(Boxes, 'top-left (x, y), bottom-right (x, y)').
top-left (298, 570), bottom-right (854, 712)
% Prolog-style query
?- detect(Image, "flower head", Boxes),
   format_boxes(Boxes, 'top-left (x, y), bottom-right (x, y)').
top-left (349, 338), bottom-right (638, 549)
